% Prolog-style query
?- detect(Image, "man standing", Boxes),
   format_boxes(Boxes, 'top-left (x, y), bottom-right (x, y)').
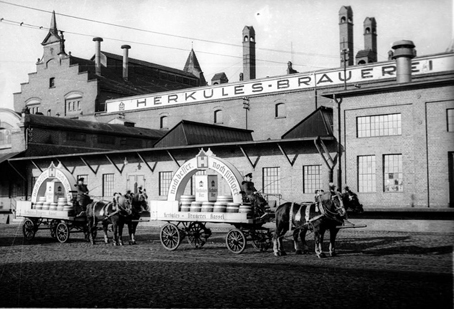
top-left (75, 178), bottom-right (90, 217)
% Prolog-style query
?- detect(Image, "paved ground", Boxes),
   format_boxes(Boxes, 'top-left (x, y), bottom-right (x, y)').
top-left (0, 222), bottom-right (452, 308)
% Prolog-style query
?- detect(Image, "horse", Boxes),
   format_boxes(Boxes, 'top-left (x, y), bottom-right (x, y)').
top-left (119, 191), bottom-right (148, 245)
top-left (272, 191), bottom-right (346, 258)
top-left (342, 191), bottom-right (364, 214)
top-left (85, 193), bottom-right (133, 245)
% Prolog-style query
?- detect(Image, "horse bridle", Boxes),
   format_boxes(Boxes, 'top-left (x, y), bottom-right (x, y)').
top-left (320, 193), bottom-right (346, 220)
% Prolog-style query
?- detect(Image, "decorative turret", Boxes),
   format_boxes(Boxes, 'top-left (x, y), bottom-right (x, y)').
top-left (339, 6), bottom-right (354, 67)
top-left (41, 11), bottom-right (67, 62)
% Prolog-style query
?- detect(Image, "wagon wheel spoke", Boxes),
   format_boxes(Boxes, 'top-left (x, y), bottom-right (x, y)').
top-left (55, 222), bottom-right (70, 243)
top-left (49, 219), bottom-right (59, 238)
top-left (22, 218), bottom-right (36, 241)
top-left (226, 229), bottom-right (246, 254)
top-left (160, 223), bottom-right (181, 251)
top-left (187, 222), bottom-right (210, 248)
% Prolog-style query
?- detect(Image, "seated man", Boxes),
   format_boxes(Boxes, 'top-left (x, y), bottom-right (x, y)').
top-left (75, 178), bottom-right (90, 217)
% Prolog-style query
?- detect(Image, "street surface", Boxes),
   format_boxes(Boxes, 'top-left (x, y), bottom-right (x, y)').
top-left (0, 223), bottom-right (452, 308)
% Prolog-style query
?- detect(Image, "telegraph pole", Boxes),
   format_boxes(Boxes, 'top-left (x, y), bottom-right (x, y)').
top-left (243, 97), bottom-right (250, 130)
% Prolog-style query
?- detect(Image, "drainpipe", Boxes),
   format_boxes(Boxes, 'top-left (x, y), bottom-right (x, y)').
top-left (121, 45), bottom-right (131, 81)
top-left (93, 37), bottom-right (103, 76)
top-left (334, 94), bottom-right (343, 189)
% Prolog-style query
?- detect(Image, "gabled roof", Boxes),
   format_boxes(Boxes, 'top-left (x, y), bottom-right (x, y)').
top-left (183, 49), bottom-right (206, 86)
top-left (25, 114), bottom-right (165, 139)
top-left (41, 11), bottom-right (62, 45)
top-left (281, 106), bottom-right (333, 139)
top-left (154, 120), bottom-right (253, 148)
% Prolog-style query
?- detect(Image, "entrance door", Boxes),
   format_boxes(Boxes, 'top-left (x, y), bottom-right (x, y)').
top-left (449, 152), bottom-right (454, 207)
top-left (127, 175), bottom-right (145, 194)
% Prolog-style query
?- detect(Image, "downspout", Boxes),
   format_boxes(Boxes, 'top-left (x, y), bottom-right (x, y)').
top-left (334, 94), bottom-right (343, 190)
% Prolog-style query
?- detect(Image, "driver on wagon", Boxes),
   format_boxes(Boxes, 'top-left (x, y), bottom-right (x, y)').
top-left (75, 178), bottom-right (90, 217)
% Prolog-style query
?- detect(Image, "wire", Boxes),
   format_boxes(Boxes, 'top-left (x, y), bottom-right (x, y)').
top-left (0, 0), bottom-right (339, 60)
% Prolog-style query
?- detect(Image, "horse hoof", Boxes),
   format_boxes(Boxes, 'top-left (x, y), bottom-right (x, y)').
top-left (273, 252), bottom-right (280, 257)
top-left (317, 253), bottom-right (326, 258)
top-left (129, 240), bottom-right (136, 245)
top-left (295, 250), bottom-right (303, 255)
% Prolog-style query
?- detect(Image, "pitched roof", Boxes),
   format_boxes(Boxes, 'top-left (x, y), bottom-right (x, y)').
top-left (25, 114), bottom-right (165, 139)
top-left (154, 120), bottom-right (253, 148)
top-left (281, 106), bottom-right (333, 139)
top-left (356, 50), bottom-right (375, 58)
top-left (183, 49), bottom-right (206, 86)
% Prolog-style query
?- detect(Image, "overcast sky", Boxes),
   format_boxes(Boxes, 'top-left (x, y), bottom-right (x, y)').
top-left (0, 0), bottom-right (452, 110)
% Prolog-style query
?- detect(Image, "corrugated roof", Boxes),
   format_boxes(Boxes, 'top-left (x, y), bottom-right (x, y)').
top-left (154, 120), bottom-right (253, 148)
top-left (281, 106), bottom-right (333, 139)
top-left (25, 114), bottom-right (165, 139)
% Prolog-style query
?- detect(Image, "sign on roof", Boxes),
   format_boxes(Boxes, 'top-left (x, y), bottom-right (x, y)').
top-left (106, 53), bottom-right (454, 113)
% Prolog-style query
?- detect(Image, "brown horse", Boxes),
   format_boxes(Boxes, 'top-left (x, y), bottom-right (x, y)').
top-left (120, 191), bottom-right (148, 245)
top-left (86, 193), bottom-right (133, 245)
top-left (272, 191), bottom-right (346, 258)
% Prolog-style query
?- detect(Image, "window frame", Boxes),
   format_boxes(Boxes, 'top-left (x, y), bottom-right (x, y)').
top-left (102, 173), bottom-right (115, 198)
top-left (302, 165), bottom-right (322, 194)
top-left (447, 108), bottom-right (454, 132)
top-left (159, 171), bottom-right (173, 196)
top-left (357, 113), bottom-right (401, 138)
top-left (357, 155), bottom-right (376, 193)
top-left (383, 154), bottom-right (403, 192)
top-left (262, 167), bottom-right (280, 195)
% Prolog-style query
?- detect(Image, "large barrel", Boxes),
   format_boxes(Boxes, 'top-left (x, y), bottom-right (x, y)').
top-left (49, 202), bottom-right (58, 211)
top-left (190, 201), bottom-right (202, 212)
top-left (42, 202), bottom-right (50, 210)
top-left (216, 195), bottom-right (233, 203)
top-left (180, 195), bottom-right (195, 212)
top-left (239, 204), bottom-right (252, 214)
top-left (201, 202), bottom-right (214, 212)
top-left (213, 202), bottom-right (226, 213)
top-left (226, 202), bottom-right (240, 213)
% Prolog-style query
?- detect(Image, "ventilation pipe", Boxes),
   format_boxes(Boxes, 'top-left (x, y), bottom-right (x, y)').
top-left (121, 45), bottom-right (131, 81)
top-left (93, 37), bottom-right (103, 76)
top-left (391, 40), bottom-right (416, 83)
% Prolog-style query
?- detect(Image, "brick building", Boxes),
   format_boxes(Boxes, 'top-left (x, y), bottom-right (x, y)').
top-left (3, 6), bottom-right (454, 218)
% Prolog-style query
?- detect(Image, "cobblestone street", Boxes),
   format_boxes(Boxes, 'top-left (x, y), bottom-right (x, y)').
top-left (0, 223), bottom-right (452, 308)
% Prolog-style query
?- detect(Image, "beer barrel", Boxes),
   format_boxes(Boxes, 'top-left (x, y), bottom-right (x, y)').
top-left (213, 202), bottom-right (227, 213)
top-left (226, 202), bottom-right (240, 213)
top-left (190, 201), bottom-right (202, 212)
top-left (42, 202), bottom-right (50, 210)
top-left (239, 204), bottom-right (252, 214)
top-left (180, 195), bottom-right (195, 212)
top-left (201, 202), bottom-right (214, 212)
top-left (216, 195), bottom-right (233, 203)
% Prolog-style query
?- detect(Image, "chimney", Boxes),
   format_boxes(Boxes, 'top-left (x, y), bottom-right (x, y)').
top-left (242, 26), bottom-right (256, 81)
top-left (391, 40), bottom-right (416, 83)
top-left (93, 37), bottom-right (103, 76)
top-left (121, 45), bottom-right (131, 81)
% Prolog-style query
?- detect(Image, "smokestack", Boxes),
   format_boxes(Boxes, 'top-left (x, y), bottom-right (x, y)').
top-left (392, 40), bottom-right (416, 83)
top-left (121, 45), bottom-right (131, 81)
top-left (242, 26), bottom-right (256, 81)
top-left (93, 37), bottom-right (103, 76)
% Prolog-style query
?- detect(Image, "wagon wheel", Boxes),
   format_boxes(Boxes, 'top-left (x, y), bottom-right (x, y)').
top-left (187, 222), bottom-right (211, 248)
top-left (49, 219), bottom-right (59, 238)
top-left (55, 222), bottom-right (70, 243)
top-left (160, 223), bottom-right (181, 251)
top-left (22, 218), bottom-right (37, 240)
top-left (251, 229), bottom-right (273, 252)
top-left (226, 229), bottom-right (247, 254)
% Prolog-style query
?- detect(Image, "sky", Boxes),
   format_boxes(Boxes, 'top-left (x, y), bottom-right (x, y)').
top-left (0, 0), bottom-right (452, 110)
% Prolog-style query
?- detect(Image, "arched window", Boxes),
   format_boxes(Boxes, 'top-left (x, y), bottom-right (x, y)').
top-left (244, 35), bottom-right (249, 42)
top-left (160, 116), bottom-right (168, 129)
top-left (26, 98), bottom-right (41, 114)
top-left (340, 16), bottom-right (346, 23)
top-left (65, 92), bottom-right (83, 115)
top-left (214, 109), bottom-right (223, 124)
top-left (365, 27), bottom-right (371, 34)
top-left (275, 103), bottom-right (286, 118)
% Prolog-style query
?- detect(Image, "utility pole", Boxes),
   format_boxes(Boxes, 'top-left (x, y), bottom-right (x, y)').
top-left (243, 97), bottom-right (250, 130)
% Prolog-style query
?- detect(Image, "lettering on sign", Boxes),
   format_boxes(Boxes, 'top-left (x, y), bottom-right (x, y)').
top-left (105, 56), bottom-right (451, 113)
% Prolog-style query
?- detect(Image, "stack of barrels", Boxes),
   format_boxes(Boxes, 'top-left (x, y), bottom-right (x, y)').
top-left (35, 197), bottom-right (46, 210)
top-left (180, 195), bottom-right (195, 212)
top-left (57, 198), bottom-right (67, 211)
top-left (239, 203), bottom-right (253, 215)
top-left (201, 202), bottom-right (214, 212)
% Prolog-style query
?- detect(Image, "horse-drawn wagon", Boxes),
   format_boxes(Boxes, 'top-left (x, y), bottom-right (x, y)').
top-left (147, 149), bottom-right (274, 254)
top-left (15, 162), bottom-right (91, 243)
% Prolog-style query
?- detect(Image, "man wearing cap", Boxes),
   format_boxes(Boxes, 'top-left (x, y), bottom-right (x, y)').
top-left (328, 183), bottom-right (355, 227)
top-left (75, 178), bottom-right (90, 217)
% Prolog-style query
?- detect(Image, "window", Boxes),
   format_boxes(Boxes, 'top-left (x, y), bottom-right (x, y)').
top-left (357, 114), bottom-right (401, 137)
top-left (263, 167), bottom-right (280, 195)
top-left (358, 155), bottom-right (376, 192)
top-left (214, 110), bottom-right (223, 124)
top-left (67, 132), bottom-right (86, 142)
top-left (275, 103), bottom-right (286, 118)
top-left (66, 98), bottom-right (81, 113)
top-left (159, 172), bottom-right (173, 196)
top-left (49, 77), bottom-right (55, 88)
top-left (303, 165), bottom-right (322, 194)
top-left (160, 116), bottom-right (168, 129)
top-left (384, 154), bottom-right (403, 192)
top-left (102, 174), bottom-right (114, 198)
top-left (447, 109), bottom-right (454, 132)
